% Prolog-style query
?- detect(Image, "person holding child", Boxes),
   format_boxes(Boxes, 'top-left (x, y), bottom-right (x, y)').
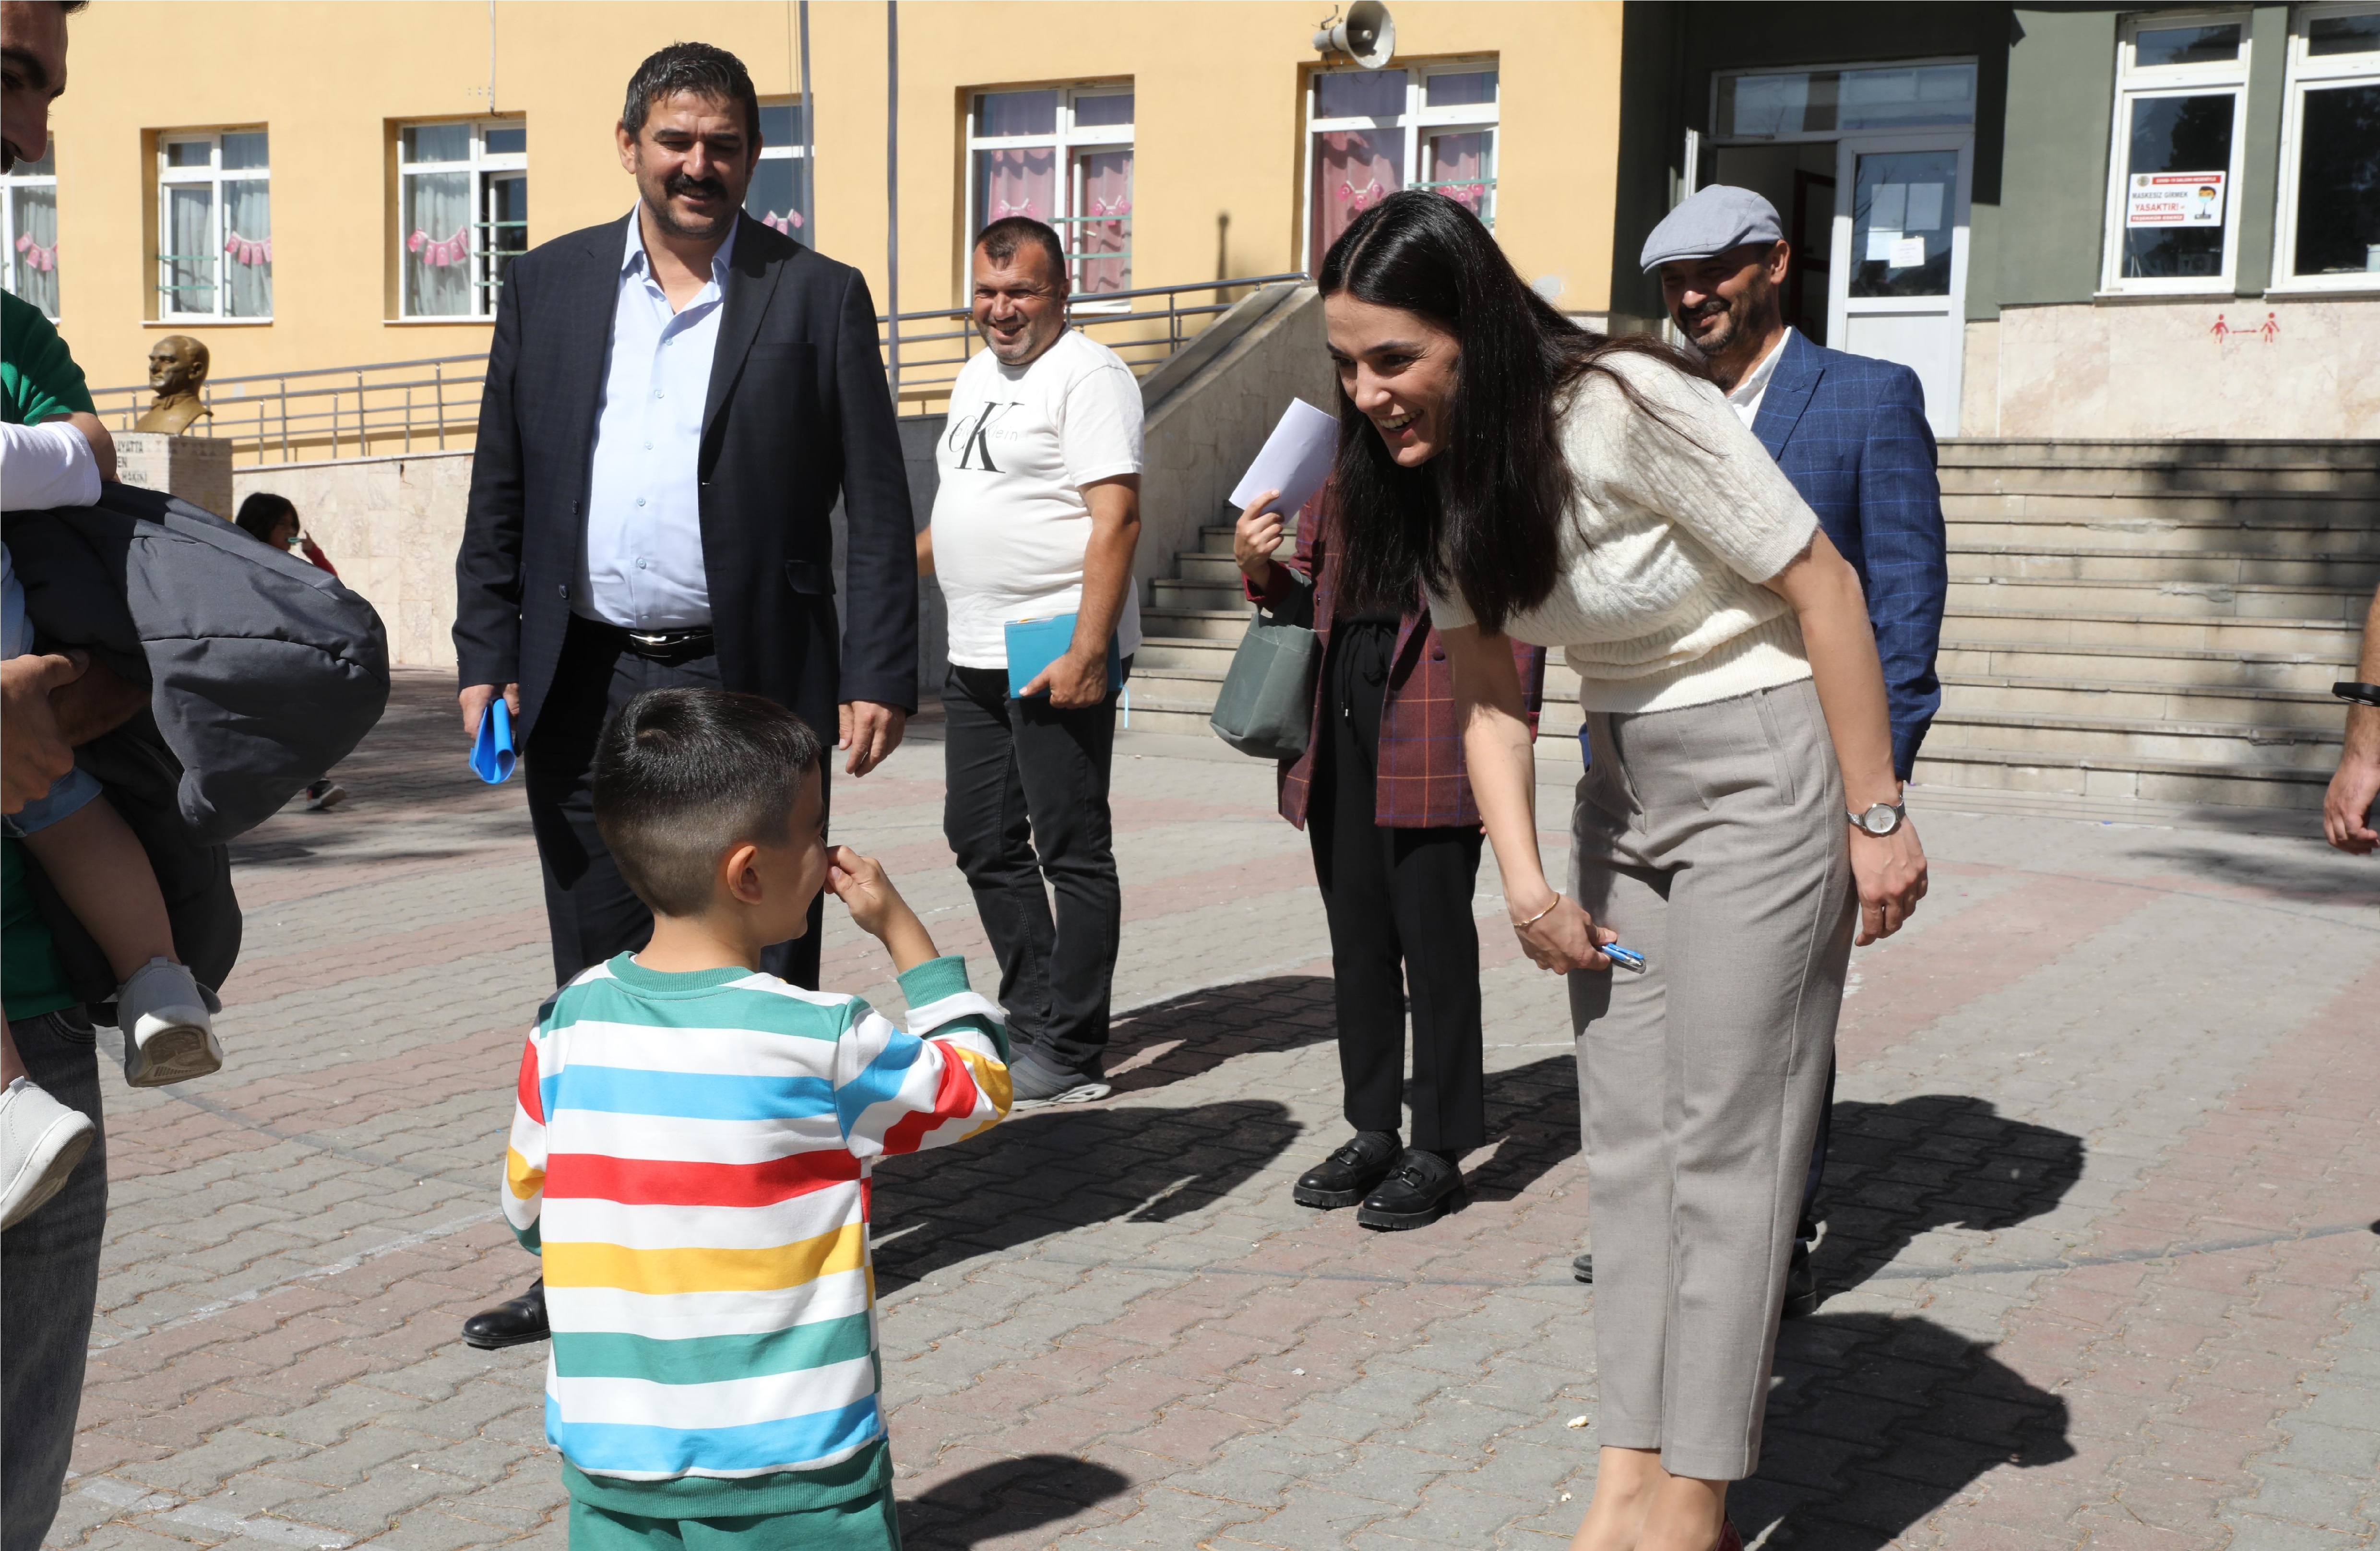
top-left (499, 689), bottom-right (1008, 1550)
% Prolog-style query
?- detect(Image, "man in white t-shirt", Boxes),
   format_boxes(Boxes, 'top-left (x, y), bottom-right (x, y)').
top-left (917, 216), bottom-right (1142, 1105)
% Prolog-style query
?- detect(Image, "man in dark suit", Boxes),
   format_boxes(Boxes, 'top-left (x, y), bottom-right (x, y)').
top-left (1615, 185), bottom-right (1948, 1317)
top-left (450, 42), bottom-right (916, 1348)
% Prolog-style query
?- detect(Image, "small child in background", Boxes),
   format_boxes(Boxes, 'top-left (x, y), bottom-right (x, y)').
top-left (500, 688), bottom-right (1010, 1550)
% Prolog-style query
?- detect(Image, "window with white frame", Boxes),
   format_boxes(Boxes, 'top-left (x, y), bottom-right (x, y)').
top-left (399, 120), bottom-right (526, 319)
top-left (965, 85), bottom-right (1134, 295)
top-left (158, 130), bottom-right (271, 320)
top-left (2, 141), bottom-right (59, 319)
top-left (2103, 13), bottom-right (2252, 290)
top-left (2274, 3), bottom-right (2380, 287)
top-left (1305, 62), bottom-right (1499, 271)
top-left (745, 100), bottom-right (811, 245)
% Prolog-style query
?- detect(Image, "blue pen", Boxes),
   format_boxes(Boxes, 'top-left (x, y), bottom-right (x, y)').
top-left (1603, 943), bottom-right (1646, 973)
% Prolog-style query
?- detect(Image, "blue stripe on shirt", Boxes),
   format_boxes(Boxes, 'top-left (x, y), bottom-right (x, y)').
top-left (544, 1066), bottom-right (837, 1121)
top-left (548, 1394), bottom-right (884, 1478)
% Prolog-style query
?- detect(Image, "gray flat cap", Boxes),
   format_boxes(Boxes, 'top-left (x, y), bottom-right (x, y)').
top-left (1640, 185), bottom-right (1785, 272)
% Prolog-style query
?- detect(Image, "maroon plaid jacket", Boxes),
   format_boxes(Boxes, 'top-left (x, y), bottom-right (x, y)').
top-left (1248, 493), bottom-right (1546, 831)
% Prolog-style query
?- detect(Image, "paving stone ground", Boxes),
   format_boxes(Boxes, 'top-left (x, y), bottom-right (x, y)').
top-left (40, 668), bottom-right (2380, 1551)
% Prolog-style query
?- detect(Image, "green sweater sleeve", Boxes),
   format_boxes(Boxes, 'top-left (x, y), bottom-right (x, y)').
top-left (1, 291), bottom-right (95, 425)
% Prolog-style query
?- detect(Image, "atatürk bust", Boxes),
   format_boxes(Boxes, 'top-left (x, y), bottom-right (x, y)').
top-left (132, 335), bottom-right (214, 434)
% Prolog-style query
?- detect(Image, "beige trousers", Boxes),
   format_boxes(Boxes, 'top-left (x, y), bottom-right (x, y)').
top-left (1568, 677), bottom-right (1856, 1482)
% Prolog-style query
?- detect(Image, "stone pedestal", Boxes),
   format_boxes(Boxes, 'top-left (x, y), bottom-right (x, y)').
top-left (117, 431), bottom-right (235, 521)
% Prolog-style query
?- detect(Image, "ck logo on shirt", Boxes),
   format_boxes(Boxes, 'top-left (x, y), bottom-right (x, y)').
top-left (948, 402), bottom-right (1017, 473)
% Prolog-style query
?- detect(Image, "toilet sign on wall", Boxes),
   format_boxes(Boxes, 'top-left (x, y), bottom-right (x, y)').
top-left (2127, 171), bottom-right (2226, 227)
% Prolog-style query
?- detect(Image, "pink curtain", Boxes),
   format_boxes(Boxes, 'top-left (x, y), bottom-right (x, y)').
top-left (1428, 131), bottom-right (1493, 224)
top-left (1074, 147), bottom-right (1131, 294)
top-left (976, 146), bottom-right (1055, 225)
top-left (1311, 129), bottom-right (1404, 267)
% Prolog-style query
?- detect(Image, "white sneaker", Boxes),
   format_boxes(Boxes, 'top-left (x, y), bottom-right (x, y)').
top-left (116, 958), bottom-right (224, 1087)
top-left (305, 782), bottom-right (347, 812)
top-left (0, 1076), bottom-right (95, 1229)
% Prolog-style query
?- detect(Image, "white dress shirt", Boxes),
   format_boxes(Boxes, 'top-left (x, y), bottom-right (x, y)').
top-left (576, 216), bottom-right (738, 630)
top-left (0, 419), bottom-right (101, 512)
top-left (1724, 327), bottom-right (1794, 430)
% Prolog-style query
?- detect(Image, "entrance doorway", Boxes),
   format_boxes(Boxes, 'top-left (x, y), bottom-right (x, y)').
top-left (1827, 132), bottom-right (1972, 436)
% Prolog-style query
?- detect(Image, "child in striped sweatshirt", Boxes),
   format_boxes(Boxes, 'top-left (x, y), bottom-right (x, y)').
top-left (500, 688), bottom-right (1011, 1551)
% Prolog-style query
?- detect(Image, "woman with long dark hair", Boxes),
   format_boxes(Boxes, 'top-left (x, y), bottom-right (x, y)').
top-left (1318, 192), bottom-right (1926, 1550)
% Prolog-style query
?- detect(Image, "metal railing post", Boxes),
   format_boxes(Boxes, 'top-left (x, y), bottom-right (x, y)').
top-left (356, 370), bottom-right (369, 460)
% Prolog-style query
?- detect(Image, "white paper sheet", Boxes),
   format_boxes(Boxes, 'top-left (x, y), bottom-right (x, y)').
top-left (1889, 235), bottom-right (1927, 269)
top-left (1865, 227), bottom-right (1902, 262)
top-left (1871, 181), bottom-right (1908, 230)
top-left (1228, 397), bottom-right (1341, 518)
top-left (1907, 183), bottom-right (1945, 232)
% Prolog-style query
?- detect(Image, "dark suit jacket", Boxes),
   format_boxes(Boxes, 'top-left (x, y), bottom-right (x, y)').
top-left (1247, 488), bottom-right (1545, 831)
top-left (453, 212), bottom-right (917, 745)
top-left (1750, 330), bottom-right (1948, 779)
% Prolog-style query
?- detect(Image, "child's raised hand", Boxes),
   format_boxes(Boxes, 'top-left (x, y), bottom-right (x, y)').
top-left (826, 846), bottom-right (937, 971)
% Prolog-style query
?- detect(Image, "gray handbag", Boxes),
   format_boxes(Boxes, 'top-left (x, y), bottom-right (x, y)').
top-left (1209, 604), bottom-right (1321, 760)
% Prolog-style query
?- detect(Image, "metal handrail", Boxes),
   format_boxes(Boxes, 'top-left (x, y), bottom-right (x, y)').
top-left (84, 270), bottom-right (1312, 465)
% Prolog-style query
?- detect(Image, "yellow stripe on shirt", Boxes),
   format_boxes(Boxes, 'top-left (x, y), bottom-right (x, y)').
top-left (543, 1221), bottom-right (867, 1295)
top-left (506, 1146), bottom-right (545, 1201)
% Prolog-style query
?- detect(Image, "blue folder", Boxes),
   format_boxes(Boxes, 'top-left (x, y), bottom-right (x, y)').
top-left (470, 698), bottom-right (516, 784)
top-left (1004, 613), bottom-right (1123, 699)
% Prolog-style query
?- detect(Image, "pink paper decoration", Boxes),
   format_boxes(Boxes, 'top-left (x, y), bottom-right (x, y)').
top-left (223, 231), bottom-right (273, 265)
top-left (761, 210), bottom-right (805, 235)
top-left (1337, 179), bottom-right (1385, 212)
top-left (14, 232), bottom-right (56, 272)
top-left (407, 228), bottom-right (470, 267)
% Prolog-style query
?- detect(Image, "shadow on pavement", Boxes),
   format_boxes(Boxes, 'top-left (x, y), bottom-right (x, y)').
top-left (1097, 974), bottom-right (1340, 1098)
top-left (1739, 1312), bottom-right (2075, 1546)
top-left (1814, 1094), bottom-right (2086, 1303)
top-left (2130, 842), bottom-right (2377, 905)
top-left (869, 1097), bottom-right (1303, 1290)
top-left (1464, 1054), bottom-right (1581, 1201)
top-left (899, 1454), bottom-right (1134, 1550)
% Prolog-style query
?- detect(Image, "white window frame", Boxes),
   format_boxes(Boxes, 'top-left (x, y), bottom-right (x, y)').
top-left (1300, 59), bottom-right (1501, 271)
top-left (962, 83), bottom-right (1134, 304)
top-left (2100, 10), bottom-right (2254, 295)
top-left (396, 119), bottom-right (527, 322)
top-left (748, 97), bottom-right (810, 244)
top-left (1706, 57), bottom-right (1981, 146)
top-left (1, 142), bottom-right (60, 320)
top-left (2270, 1), bottom-right (2380, 292)
top-left (156, 129), bottom-right (271, 322)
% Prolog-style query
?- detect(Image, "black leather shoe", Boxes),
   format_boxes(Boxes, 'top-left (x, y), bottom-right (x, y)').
top-left (1356, 1147), bottom-right (1464, 1231)
top-left (462, 1277), bottom-right (549, 1349)
top-left (1782, 1240), bottom-right (1820, 1320)
top-left (1292, 1130), bottom-right (1401, 1209)
top-left (1573, 1252), bottom-right (1593, 1284)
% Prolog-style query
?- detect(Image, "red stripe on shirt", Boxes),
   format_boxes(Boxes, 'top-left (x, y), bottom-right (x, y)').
top-left (542, 1149), bottom-right (863, 1206)
top-left (516, 1040), bottom-right (545, 1125)
top-left (878, 1054), bottom-right (983, 1157)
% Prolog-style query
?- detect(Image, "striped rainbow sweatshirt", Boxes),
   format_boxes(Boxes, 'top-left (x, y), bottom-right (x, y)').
top-left (501, 951), bottom-right (1009, 1506)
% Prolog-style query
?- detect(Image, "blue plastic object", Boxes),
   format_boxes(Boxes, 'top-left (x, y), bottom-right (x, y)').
top-left (1603, 943), bottom-right (1646, 973)
top-left (470, 698), bottom-right (516, 784)
top-left (1004, 614), bottom-right (1123, 700)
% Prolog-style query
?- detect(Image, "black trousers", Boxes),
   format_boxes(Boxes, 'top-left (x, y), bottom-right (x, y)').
top-left (524, 613), bottom-right (823, 990)
top-left (1307, 619), bottom-right (1486, 1154)
top-left (942, 662), bottom-right (1122, 1077)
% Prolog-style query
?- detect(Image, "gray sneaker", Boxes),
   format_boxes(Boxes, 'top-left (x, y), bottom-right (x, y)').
top-left (0, 1076), bottom-right (95, 1229)
top-left (1007, 1050), bottom-right (1111, 1109)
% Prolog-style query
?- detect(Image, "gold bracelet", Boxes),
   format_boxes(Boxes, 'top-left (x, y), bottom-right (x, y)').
top-left (1515, 892), bottom-right (1563, 928)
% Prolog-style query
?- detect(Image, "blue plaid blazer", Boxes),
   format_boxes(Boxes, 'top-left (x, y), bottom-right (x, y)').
top-left (1751, 331), bottom-right (1948, 778)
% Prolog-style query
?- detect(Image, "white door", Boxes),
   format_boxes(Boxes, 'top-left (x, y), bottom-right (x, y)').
top-left (1827, 132), bottom-right (1972, 437)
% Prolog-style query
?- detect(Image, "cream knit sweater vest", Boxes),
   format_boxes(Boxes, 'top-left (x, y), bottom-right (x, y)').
top-left (1424, 350), bottom-right (1821, 716)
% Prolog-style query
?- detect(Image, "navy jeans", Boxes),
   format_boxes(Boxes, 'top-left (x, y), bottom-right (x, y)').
top-left (1, 1007), bottom-right (104, 1551)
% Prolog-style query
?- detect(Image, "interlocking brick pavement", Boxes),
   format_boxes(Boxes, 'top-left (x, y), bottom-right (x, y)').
top-left (38, 669), bottom-right (2380, 1550)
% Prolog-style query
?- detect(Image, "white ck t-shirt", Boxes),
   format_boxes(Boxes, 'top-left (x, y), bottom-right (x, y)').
top-left (931, 328), bottom-right (1144, 669)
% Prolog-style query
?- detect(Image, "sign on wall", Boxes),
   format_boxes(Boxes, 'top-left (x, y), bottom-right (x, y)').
top-left (2126, 171), bottom-right (2226, 228)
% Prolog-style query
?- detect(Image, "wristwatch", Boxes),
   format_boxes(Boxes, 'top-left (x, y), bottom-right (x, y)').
top-left (2335, 681), bottom-right (2380, 708)
top-left (1847, 799), bottom-right (1907, 836)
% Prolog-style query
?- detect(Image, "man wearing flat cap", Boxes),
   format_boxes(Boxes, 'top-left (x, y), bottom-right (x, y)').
top-left (1637, 183), bottom-right (1948, 1318)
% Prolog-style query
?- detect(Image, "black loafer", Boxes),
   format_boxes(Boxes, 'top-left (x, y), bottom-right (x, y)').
top-left (1293, 1130), bottom-right (1401, 1209)
top-left (461, 1277), bottom-right (549, 1349)
top-left (1573, 1252), bottom-right (1593, 1284)
top-left (1782, 1240), bottom-right (1820, 1320)
top-left (1356, 1147), bottom-right (1464, 1231)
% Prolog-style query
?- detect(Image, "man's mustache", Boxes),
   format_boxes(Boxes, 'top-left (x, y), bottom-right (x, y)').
top-left (666, 174), bottom-right (726, 200)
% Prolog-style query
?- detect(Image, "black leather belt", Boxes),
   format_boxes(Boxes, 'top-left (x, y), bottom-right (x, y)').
top-left (617, 624), bottom-right (716, 664)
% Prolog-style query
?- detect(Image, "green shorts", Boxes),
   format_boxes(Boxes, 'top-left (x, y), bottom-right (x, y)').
top-left (568, 1484), bottom-right (900, 1551)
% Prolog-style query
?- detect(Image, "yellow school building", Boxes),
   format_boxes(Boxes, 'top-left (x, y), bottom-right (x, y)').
top-left (28, 0), bottom-right (1626, 416)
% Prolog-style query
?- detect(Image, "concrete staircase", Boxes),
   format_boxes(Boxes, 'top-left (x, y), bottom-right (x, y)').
top-left (1128, 439), bottom-right (2378, 813)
